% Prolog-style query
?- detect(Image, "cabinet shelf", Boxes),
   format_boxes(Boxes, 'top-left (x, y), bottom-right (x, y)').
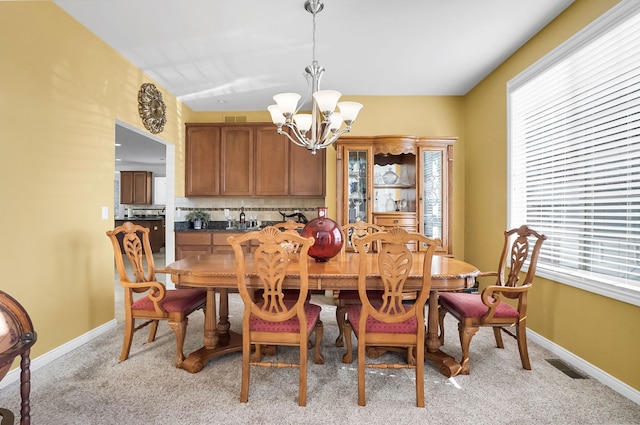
top-left (374, 183), bottom-right (414, 189)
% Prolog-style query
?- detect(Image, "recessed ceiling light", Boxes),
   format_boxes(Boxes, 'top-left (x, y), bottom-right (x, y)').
top-left (115, 143), bottom-right (122, 146)
top-left (115, 158), bottom-right (122, 161)
top-left (218, 99), bottom-right (228, 104)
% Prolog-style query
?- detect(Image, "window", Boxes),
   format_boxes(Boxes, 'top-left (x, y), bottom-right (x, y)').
top-left (507, 0), bottom-right (640, 306)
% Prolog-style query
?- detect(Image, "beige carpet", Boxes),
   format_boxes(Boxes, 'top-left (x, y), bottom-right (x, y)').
top-left (0, 293), bottom-right (639, 425)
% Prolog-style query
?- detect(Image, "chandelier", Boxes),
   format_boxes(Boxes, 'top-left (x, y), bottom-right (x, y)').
top-left (267, 0), bottom-right (363, 155)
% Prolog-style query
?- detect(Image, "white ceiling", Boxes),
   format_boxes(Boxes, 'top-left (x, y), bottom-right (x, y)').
top-left (53, 0), bottom-right (575, 169)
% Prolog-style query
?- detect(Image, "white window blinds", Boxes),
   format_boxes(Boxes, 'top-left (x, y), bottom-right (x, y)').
top-left (508, 0), bottom-right (640, 304)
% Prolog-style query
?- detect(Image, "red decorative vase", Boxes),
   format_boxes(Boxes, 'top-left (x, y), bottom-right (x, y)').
top-left (302, 207), bottom-right (344, 262)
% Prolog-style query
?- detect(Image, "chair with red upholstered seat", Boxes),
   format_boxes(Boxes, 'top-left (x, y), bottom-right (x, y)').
top-left (438, 225), bottom-right (547, 375)
top-left (107, 221), bottom-right (206, 367)
top-left (342, 228), bottom-right (439, 407)
top-left (334, 221), bottom-right (385, 347)
top-left (228, 226), bottom-right (324, 407)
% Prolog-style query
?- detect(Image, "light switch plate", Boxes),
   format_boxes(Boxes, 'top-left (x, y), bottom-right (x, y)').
top-left (101, 206), bottom-right (109, 220)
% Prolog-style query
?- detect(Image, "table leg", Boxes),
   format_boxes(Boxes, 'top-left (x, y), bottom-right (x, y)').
top-left (180, 288), bottom-right (242, 373)
top-left (425, 290), bottom-right (462, 378)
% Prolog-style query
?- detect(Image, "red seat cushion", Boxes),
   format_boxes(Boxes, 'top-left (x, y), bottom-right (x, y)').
top-left (132, 288), bottom-right (206, 313)
top-left (338, 290), bottom-right (384, 301)
top-left (345, 304), bottom-right (418, 334)
top-left (439, 292), bottom-right (519, 319)
top-left (250, 303), bottom-right (322, 333)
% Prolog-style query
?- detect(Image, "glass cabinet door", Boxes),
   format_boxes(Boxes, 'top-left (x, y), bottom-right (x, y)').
top-left (421, 149), bottom-right (443, 241)
top-left (346, 149), bottom-right (369, 223)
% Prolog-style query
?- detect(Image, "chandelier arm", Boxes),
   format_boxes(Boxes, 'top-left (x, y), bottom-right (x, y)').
top-left (317, 127), bottom-right (352, 149)
top-left (280, 124), bottom-right (311, 149)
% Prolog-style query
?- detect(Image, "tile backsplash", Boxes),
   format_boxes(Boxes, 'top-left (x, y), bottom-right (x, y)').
top-left (174, 197), bottom-right (326, 222)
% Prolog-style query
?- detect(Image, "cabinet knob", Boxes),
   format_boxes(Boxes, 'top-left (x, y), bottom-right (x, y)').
top-left (394, 219), bottom-right (399, 224)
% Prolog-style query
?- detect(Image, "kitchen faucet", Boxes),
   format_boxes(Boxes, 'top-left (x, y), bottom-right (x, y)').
top-left (279, 211), bottom-right (308, 224)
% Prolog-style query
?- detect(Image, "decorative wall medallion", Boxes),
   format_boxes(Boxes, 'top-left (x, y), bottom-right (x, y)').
top-left (138, 83), bottom-right (166, 134)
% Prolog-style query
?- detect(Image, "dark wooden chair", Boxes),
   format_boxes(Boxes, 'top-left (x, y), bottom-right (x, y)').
top-left (106, 221), bottom-right (206, 367)
top-left (438, 225), bottom-right (547, 374)
top-left (0, 290), bottom-right (37, 425)
top-left (228, 226), bottom-right (324, 407)
top-left (342, 228), bottom-right (439, 407)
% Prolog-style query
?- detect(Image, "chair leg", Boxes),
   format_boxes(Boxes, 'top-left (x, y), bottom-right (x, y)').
top-left (357, 335), bottom-right (367, 407)
top-left (299, 332), bottom-right (308, 407)
top-left (516, 321), bottom-right (531, 370)
top-left (342, 322), bottom-right (354, 364)
top-left (120, 317), bottom-right (135, 361)
top-left (314, 321), bottom-right (325, 364)
top-left (335, 303), bottom-right (346, 347)
top-left (458, 323), bottom-right (479, 375)
top-left (147, 320), bottom-right (159, 343)
top-left (437, 306), bottom-right (447, 346)
top-left (168, 319), bottom-right (187, 367)
top-left (240, 335), bottom-right (251, 403)
top-left (415, 342), bottom-right (425, 408)
top-left (493, 326), bottom-right (505, 348)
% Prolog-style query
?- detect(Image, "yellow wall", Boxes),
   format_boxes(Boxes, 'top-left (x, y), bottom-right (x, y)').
top-left (464, 0), bottom-right (640, 390)
top-left (0, 2), bottom-right (191, 357)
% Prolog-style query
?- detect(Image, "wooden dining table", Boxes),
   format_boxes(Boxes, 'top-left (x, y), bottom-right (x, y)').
top-left (157, 250), bottom-right (479, 377)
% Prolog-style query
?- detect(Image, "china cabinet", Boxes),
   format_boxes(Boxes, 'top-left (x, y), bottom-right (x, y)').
top-left (335, 135), bottom-right (455, 254)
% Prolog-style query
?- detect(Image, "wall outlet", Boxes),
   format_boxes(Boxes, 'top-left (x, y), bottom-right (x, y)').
top-left (224, 209), bottom-right (230, 218)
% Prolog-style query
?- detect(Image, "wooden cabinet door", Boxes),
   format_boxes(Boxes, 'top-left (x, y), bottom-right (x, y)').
top-left (221, 126), bottom-right (254, 196)
top-left (289, 143), bottom-right (326, 196)
top-left (132, 171), bottom-right (152, 204)
top-left (185, 125), bottom-right (221, 196)
top-left (255, 126), bottom-right (289, 196)
top-left (120, 171), bottom-right (134, 204)
top-left (120, 171), bottom-right (151, 204)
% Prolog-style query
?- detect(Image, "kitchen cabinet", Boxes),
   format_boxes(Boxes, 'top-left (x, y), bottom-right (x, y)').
top-left (255, 126), bottom-right (289, 196)
top-left (175, 231), bottom-right (252, 260)
top-left (221, 126), bottom-right (254, 196)
top-left (185, 123), bottom-right (325, 197)
top-left (185, 126), bottom-right (221, 196)
top-left (120, 171), bottom-right (152, 204)
top-left (289, 142), bottom-right (326, 196)
top-left (335, 135), bottom-right (455, 254)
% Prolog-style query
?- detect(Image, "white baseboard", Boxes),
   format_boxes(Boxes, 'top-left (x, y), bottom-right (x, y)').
top-left (527, 328), bottom-right (640, 405)
top-left (0, 319), bottom-right (117, 390)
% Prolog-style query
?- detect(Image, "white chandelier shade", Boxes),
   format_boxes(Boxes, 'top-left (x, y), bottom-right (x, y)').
top-left (267, 0), bottom-right (362, 154)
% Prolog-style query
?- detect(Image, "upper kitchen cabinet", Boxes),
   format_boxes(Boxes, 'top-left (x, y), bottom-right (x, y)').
top-left (255, 126), bottom-right (289, 196)
top-left (221, 126), bottom-right (254, 196)
top-left (185, 123), bottom-right (325, 197)
top-left (185, 125), bottom-right (221, 196)
top-left (289, 142), bottom-right (326, 197)
top-left (120, 171), bottom-right (152, 204)
top-left (335, 135), bottom-right (456, 254)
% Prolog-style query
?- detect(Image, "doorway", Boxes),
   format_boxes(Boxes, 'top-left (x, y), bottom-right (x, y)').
top-left (113, 120), bottom-right (176, 320)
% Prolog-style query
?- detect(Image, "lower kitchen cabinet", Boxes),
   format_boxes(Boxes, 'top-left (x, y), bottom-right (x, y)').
top-left (175, 231), bottom-right (252, 260)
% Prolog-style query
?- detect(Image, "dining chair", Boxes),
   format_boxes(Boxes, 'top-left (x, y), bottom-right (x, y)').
top-left (438, 225), bottom-right (547, 374)
top-left (342, 228), bottom-right (439, 407)
top-left (106, 221), bottom-right (206, 367)
top-left (228, 226), bottom-right (324, 407)
top-left (0, 290), bottom-right (37, 425)
top-left (334, 221), bottom-right (385, 347)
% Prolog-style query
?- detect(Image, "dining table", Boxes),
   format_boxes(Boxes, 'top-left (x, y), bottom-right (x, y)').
top-left (157, 250), bottom-right (479, 377)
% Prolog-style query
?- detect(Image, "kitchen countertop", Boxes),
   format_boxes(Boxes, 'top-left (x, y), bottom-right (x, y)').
top-left (175, 220), bottom-right (280, 232)
top-left (115, 217), bottom-right (165, 221)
